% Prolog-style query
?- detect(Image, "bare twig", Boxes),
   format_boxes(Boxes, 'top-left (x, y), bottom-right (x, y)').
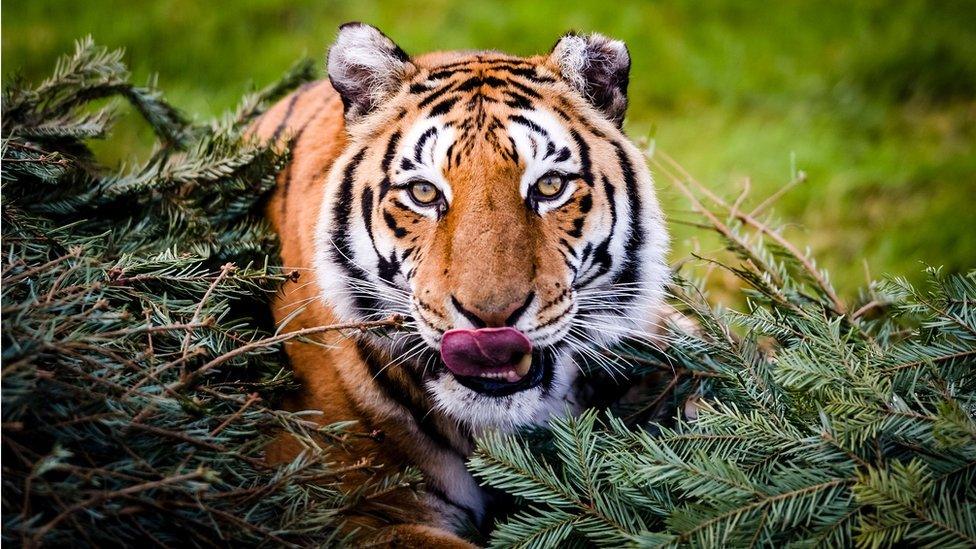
top-left (29, 470), bottom-right (208, 547)
top-left (209, 392), bottom-right (260, 437)
top-left (652, 149), bottom-right (846, 314)
top-left (172, 315), bottom-right (405, 390)
top-left (180, 262), bottom-right (236, 372)
top-left (749, 170), bottom-right (807, 218)
top-left (5, 247), bottom-right (83, 285)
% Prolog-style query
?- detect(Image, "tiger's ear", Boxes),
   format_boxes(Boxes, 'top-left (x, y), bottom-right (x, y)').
top-left (549, 32), bottom-right (631, 127)
top-left (327, 22), bottom-right (414, 120)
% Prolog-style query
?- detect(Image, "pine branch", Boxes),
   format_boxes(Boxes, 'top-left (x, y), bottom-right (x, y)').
top-left (473, 146), bottom-right (975, 547)
top-left (1, 39), bottom-right (413, 547)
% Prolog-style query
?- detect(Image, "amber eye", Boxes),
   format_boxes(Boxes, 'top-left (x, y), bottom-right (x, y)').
top-left (533, 173), bottom-right (566, 199)
top-left (408, 181), bottom-right (441, 205)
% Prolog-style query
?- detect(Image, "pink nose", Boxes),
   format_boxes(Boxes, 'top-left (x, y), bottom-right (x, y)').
top-left (440, 327), bottom-right (532, 377)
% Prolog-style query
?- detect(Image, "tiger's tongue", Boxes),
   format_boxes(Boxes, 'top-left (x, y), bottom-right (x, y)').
top-left (441, 327), bottom-right (533, 382)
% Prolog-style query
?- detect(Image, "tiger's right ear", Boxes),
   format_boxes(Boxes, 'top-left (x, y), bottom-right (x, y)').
top-left (327, 22), bottom-right (414, 120)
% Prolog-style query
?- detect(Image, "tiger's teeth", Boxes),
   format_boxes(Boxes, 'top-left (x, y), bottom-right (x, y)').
top-left (516, 354), bottom-right (532, 377)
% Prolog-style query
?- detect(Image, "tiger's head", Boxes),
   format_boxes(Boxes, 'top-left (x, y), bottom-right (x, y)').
top-left (315, 23), bottom-right (668, 430)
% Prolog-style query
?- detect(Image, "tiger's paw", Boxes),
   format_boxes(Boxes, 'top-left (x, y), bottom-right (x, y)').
top-left (363, 523), bottom-right (479, 548)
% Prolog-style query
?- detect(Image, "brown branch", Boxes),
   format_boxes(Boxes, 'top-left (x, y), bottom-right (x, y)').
top-left (123, 422), bottom-right (267, 469)
top-left (180, 263), bottom-right (235, 368)
top-left (28, 470), bottom-right (208, 547)
top-left (90, 320), bottom-right (214, 340)
top-left (882, 349), bottom-right (976, 374)
top-left (852, 299), bottom-right (884, 319)
top-left (209, 392), bottom-right (260, 437)
top-left (624, 372), bottom-right (682, 422)
top-left (650, 157), bottom-right (787, 289)
top-left (172, 315), bottom-right (404, 390)
top-left (749, 170), bottom-right (807, 218)
top-left (5, 247), bottom-right (83, 285)
top-left (654, 150), bottom-right (846, 314)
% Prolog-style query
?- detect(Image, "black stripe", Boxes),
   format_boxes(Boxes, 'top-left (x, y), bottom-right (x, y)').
top-left (270, 83), bottom-right (312, 141)
top-left (507, 135), bottom-right (520, 165)
top-left (414, 127), bottom-right (438, 162)
top-left (559, 238), bottom-right (578, 259)
top-left (552, 103), bottom-right (573, 121)
top-left (454, 75), bottom-right (508, 93)
top-left (426, 68), bottom-right (467, 81)
top-left (390, 198), bottom-right (414, 213)
top-left (503, 90), bottom-right (534, 110)
top-left (383, 210), bottom-right (407, 238)
top-left (361, 186), bottom-right (375, 238)
top-left (576, 176), bottom-right (618, 287)
top-left (578, 193), bottom-right (593, 213)
top-left (541, 347), bottom-right (559, 392)
top-left (330, 149), bottom-right (381, 314)
top-left (505, 292), bottom-right (536, 326)
top-left (570, 129), bottom-right (594, 187)
top-left (505, 78), bottom-right (543, 99)
top-left (503, 66), bottom-right (556, 83)
top-left (356, 342), bottom-right (463, 457)
top-left (379, 131), bottom-right (401, 199)
top-left (608, 141), bottom-right (644, 291)
top-left (566, 216), bottom-right (585, 238)
top-left (451, 295), bottom-right (487, 328)
top-left (382, 131), bottom-right (401, 172)
top-left (429, 96), bottom-right (459, 117)
top-left (361, 186), bottom-right (403, 285)
top-left (555, 146), bottom-right (572, 163)
top-left (278, 103), bottom-right (327, 216)
top-left (427, 56), bottom-right (530, 74)
top-left (418, 81), bottom-right (461, 108)
top-left (509, 114), bottom-right (549, 138)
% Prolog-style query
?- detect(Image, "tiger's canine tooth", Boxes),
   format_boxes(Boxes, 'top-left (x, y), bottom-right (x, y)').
top-left (516, 354), bottom-right (532, 377)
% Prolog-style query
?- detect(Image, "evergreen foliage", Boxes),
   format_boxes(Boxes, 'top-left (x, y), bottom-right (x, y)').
top-left (1, 39), bottom-right (416, 547)
top-left (3, 40), bottom-right (974, 548)
top-left (468, 156), bottom-right (976, 548)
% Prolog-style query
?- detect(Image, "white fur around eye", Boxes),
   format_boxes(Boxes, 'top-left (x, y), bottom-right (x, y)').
top-left (392, 120), bottom-right (455, 217)
top-left (507, 110), bottom-right (580, 213)
top-left (532, 178), bottom-right (578, 215)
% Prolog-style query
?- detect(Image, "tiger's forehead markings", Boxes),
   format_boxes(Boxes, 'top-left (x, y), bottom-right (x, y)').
top-left (409, 56), bottom-right (555, 115)
top-left (402, 56), bottom-right (560, 169)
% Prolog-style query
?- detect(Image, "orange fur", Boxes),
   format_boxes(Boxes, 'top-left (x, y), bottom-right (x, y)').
top-left (253, 76), bottom-right (479, 545)
top-left (249, 27), bottom-right (670, 545)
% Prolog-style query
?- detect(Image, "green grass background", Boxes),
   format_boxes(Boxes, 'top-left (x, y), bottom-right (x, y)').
top-left (5, 0), bottom-right (975, 297)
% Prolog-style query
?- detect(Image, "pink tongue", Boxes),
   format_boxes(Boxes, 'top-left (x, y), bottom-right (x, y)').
top-left (440, 327), bottom-right (532, 377)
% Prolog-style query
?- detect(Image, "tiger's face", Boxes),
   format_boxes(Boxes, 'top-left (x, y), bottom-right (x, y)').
top-left (315, 23), bottom-right (668, 430)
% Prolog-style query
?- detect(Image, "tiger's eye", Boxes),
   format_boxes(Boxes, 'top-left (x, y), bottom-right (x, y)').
top-left (409, 181), bottom-right (440, 205)
top-left (534, 174), bottom-right (565, 198)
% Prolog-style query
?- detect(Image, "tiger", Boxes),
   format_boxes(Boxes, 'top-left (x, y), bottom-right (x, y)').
top-left (250, 22), bottom-right (671, 547)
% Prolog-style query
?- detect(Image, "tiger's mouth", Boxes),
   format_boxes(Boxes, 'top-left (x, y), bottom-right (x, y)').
top-left (439, 327), bottom-right (548, 397)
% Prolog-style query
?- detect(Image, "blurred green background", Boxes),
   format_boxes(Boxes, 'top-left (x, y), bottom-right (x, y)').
top-left (5, 0), bottom-right (975, 296)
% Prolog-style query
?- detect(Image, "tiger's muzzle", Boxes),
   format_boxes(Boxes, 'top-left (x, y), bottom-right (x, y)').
top-left (440, 327), bottom-right (547, 396)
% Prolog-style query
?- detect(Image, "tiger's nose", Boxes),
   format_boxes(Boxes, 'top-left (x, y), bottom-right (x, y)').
top-left (450, 292), bottom-right (535, 328)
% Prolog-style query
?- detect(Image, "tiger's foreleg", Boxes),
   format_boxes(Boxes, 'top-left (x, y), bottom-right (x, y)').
top-left (360, 523), bottom-right (478, 548)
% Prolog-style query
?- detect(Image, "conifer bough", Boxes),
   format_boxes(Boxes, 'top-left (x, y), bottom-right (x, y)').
top-left (1, 39), bottom-right (416, 547)
top-left (468, 153), bottom-right (976, 547)
top-left (3, 39), bottom-right (974, 548)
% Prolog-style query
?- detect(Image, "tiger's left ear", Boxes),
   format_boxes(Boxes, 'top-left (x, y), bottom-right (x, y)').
top-left (327, 22), bottom-right (415, 120)
top-left (549, 32), bottom-right (631, 127)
